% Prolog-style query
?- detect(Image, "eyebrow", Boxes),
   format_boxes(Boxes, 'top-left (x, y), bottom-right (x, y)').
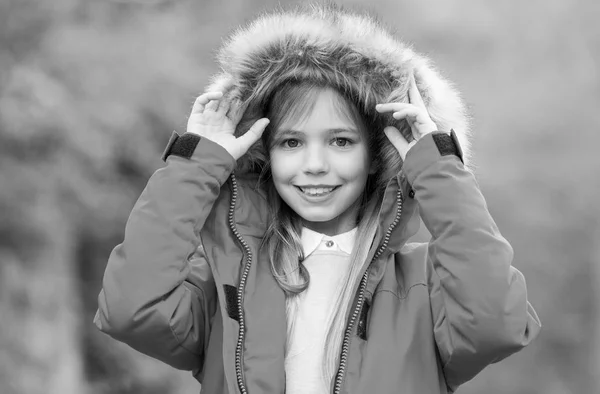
top-left (277, 128), bottom-right (361, 137)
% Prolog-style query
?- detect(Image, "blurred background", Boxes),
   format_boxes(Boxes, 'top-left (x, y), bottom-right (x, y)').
top-left (0, 0), bottom-right (598, 393)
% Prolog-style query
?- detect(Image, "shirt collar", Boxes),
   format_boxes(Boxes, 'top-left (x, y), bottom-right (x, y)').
top-left (301, 227), bottom-right (357, 257)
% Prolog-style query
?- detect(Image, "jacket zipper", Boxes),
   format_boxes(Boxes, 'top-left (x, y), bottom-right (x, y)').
top-left (229, 174), bottom-right (404, 394)
top-left (332, 187), bottom-right (404, 394)
top-left (228, 174), bottom-right (252, 394)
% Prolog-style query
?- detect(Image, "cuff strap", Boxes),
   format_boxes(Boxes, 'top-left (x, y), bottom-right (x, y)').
top-left (161, 132), bottom-right (202, 162)
top-left (432, 130), bottom-right (464, 163)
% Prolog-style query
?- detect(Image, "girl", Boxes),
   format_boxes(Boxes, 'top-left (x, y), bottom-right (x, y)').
top-left (95, 5), bottom-right (541, 394)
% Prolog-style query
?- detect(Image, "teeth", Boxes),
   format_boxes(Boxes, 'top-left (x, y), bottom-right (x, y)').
top-left (300, 187), bottom-right (335, 196)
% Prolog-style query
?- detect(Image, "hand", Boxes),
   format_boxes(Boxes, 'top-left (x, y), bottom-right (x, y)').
top-left (375, 74), bottom-right (439, 160)
top-left (187, 91), bottom-right (270, 160)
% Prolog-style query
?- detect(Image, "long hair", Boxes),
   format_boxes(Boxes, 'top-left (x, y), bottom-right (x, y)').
top-left (258, 79), bottom-right (401, 384)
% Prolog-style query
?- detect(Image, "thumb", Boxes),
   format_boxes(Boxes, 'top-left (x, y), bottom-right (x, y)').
top-left (235, 118), bottom-right (270, 159)
top-left (384, 126), bottom-right (410, 161)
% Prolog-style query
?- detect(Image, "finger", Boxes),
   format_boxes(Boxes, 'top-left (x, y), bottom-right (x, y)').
top-left (392, 108), bottom-right (420, 121)
top-left (407, 73), bottom-right (426, 109)
top-left (394, 108), bottom-right (434, 141)
top-left (229, 99), bottom-right (248, 124)
top-left (383, 126), bottom-right (409, 160)
top-left (191, 92), bottom-right (223, 113)
top-left (236, 118), bottom-right (270, 155)
top-left (376, 102), bottom-right (413, 113)
top-left (217, 97), bottom-right (231, 116)
top-left (205, 99), bottom-right (220, 112)
top-left (228, 98), bottom-right (246, 124)
top-left (219, 79), bottom-right (236, 94)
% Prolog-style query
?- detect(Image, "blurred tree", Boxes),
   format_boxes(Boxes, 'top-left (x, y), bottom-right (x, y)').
top-left (0, 0), bottom-right (598, 393)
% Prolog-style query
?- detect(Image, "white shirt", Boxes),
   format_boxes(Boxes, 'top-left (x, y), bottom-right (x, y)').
top-left (285, 227), bottom-right (357, 394)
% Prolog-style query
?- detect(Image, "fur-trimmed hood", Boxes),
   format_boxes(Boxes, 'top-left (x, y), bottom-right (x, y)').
top-left (207, 3), bottom-right (471, 173)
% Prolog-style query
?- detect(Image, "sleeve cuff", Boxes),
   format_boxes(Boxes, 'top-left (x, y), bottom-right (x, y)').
top-left (162, 131), bottom-right (202, 162)
top-left (161, 131), bottom-right (237, 185)
top-left (403, 130), bottom-right (464, 186)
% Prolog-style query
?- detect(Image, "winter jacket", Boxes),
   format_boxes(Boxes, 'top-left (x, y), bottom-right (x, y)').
top-left (94, 4), bottom-right (541, 393)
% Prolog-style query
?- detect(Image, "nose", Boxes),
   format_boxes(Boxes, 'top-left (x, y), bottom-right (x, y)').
top-left (303, 145), bottom-right (329, 175)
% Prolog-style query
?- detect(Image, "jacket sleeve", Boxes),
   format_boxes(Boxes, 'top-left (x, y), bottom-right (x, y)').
top-left (93, 132), bottom-right (235, 371)
top-left (402, 132), bottom-right (541, 392)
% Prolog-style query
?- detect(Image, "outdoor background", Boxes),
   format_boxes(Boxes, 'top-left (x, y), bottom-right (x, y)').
top-left (0, 0), bottom-right (598, 393)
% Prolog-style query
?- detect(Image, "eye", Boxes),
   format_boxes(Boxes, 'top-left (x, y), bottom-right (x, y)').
top-left (333, 137), bottom-right (352, 147)
top-left (283, 138), bottom-right (300, 148)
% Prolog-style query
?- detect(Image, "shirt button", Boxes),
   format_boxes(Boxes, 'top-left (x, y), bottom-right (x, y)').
top-left (325, 240), bottom-right (334, 247)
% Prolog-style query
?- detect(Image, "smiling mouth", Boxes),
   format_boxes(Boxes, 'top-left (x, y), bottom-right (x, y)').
top-left (296, 186), bottom-right (339, 197)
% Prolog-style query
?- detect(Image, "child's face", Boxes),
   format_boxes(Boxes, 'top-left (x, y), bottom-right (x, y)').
top-left (269, 88), bottom-right (372, 235)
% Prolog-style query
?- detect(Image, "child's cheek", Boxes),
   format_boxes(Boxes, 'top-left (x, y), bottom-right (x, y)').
top-left (335, 150), bottom-right (371, 181)
top-left (270, 150), bottom-right (300, 182)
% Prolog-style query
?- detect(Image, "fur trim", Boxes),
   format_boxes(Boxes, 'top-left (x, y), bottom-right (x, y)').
top-left (207, 3), bottom-right (472, 172)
